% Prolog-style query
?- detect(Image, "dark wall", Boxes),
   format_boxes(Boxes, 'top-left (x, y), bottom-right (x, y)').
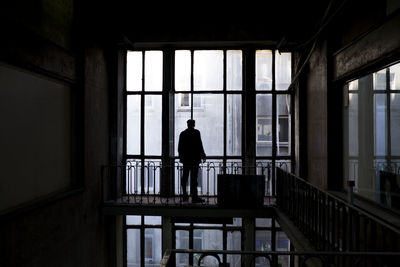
top-left (0, 3), bottom-right (112, 267)
top-left (300, 1), bottom-right (400, 190)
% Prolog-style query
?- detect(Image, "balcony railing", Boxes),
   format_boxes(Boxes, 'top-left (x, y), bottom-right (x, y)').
top-left (102, 161), bottom-right (291, 206)
top-left (276, 168), bottom-right (400, 253)
top-left (160, 249), bottom-right (400, 267)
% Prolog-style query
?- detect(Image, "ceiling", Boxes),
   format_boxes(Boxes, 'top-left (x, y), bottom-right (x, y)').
top-left (84, 0), bottom-right (335, 48)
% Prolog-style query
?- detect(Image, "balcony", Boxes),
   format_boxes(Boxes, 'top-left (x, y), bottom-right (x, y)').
top-left (101, 161), bottom-right (291, 215)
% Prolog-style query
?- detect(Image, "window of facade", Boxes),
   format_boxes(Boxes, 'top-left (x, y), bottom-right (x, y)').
top-left (126, 216), bottom-right (162, 267)
top-left (343, 61), bottom-right (400, 210)
top-left (125, 48), bottom-right (293, 196)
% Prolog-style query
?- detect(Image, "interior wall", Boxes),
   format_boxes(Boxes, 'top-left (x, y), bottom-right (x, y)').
top-left (0, 4), bottom-right (111, 267)
top-left (305, 39), bottom-right (329, 190)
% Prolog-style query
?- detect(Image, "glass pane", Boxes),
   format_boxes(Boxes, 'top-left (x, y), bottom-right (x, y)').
top-left (374, 94), bottom-right (387, 156)
top-left (193, 229), bottom-right (223, 266)
top-left (276, 232), bottom-right (290, 267)
top-left (256, 94), bottom-right (272, 156)
top-left (126, 215), bottom-right (141, 225)
top-left (227, 50), bottom-right (242, 91)
top-left (194, 94), bottom-right (224, 156)
top-left (256, 218), bottom-right (272, 227)
top-left (145, 51), bottom-right (163, 91)
top-left (144, 216), bottom-right (161, 225)
top-left (144, 228), bottom-right (162, 267)
top-left (198, 160), bottom-right (222, 196)
top-left (127, 229), bottom-right (141, 267)
top-left (255, 230), bottom-right (272, 251)
top-left (226, 160), bottom-right (243, 175)
top-left (256, 160), bottom-right (273, 196)
top-left (145, 95), bottom-right (162, 155)
top-left (175, 230), bottom-right (189, 249)
top-left (390, 63), bottom-right (400, 90)
top-left (226, 217), bottom-right (242, 227)
top-left (349, 80), bottom-right (358, 91)
top-left (194, 50), bottom-right (223, 91)
top-left (348, 93), bottom-right (359, 157)
top-left (374, 69), bottom-right (387, 90)
top-left (174, 94), bottom-right (192, 156)
top-left (227, 94), bottom-right (242, 156)
top-left (275, 51), bottom-right (291, 90)
top-left (227, 231), bottom-right (241, 267)
top-left (127, 51), bottom-right (142, 92)
top-left (391, 94), bottom-right (400, 156)
top-left (127, 95), bottom-right (141, 155)
top-left (277, 95), bottom-right (291, 156)
top-left (256, 50), bottom-right (272, 91)
top-left (175, 50), bottom-right (191, 91)
top-left (143, 160), bottom-right (161, 194)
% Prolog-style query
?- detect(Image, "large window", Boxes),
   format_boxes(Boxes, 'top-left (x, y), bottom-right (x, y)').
top-left (126, 216), bottom-right (162, 267)
top-left (343, 62), bottom-right (400, 210)
top-left (125, 48), bottom-right (293, 196)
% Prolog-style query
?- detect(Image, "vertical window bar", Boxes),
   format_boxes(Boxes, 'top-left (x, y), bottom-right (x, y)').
top-left (190, 50), bottom-right (194, 120)
top-left (272, 51), bottom-right (277, 195)
top-left (141, 51), bottom-right (145, 194)
top-left (386, 68), bottom-right (392, 167)
top-left (223, 50), bottom-right (227, 169)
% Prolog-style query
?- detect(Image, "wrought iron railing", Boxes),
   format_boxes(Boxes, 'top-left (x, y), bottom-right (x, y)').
top-left (276, 168), bottom-right (400, 253)
top-left (160, 249), bottom-right (400, 267)
top-left (101, 161), bottom-right (291, 205)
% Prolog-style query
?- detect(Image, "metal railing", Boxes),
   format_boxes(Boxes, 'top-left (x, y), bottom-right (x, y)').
top-left (160, 249), bottom-right (400, 267)
top-left (102, 160), bottom-right (291, 205)
top-left (276, 168), bottom-right (400, 253)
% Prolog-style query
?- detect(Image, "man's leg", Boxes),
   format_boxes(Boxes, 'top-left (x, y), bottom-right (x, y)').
top-left (181, 165), bottom-right (190, 200)
top-left (190, 164), bottom-right (204, 203)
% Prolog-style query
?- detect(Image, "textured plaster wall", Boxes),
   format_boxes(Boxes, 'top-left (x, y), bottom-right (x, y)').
top-left (306, 40), bottom-right (328, 190)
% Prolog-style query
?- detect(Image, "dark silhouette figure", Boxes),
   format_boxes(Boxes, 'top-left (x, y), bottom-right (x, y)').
top-left (178, 119), bottom-right (206, 203)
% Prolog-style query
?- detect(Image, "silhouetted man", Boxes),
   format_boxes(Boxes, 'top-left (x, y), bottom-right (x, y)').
top-left (178, 119), bottom-right (206, 203)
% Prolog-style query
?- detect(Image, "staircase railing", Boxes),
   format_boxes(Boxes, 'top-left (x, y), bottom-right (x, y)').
top-left (276, 168), bottom-right (400, 253)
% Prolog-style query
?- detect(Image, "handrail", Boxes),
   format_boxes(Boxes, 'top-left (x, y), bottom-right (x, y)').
top-left (276, 167), bottom-right (400, 253)
top-left (160, 249), bottom-right (400, 267)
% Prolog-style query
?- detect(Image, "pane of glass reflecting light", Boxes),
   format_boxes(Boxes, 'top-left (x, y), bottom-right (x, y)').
top-left (174, 95), bottom-right (192, 156)
top-left (277, 95), bottom-right (291, 156)
top-left (255, 230), bottom-right (272, 251)
top-left (256, 94), bottom-right (272, 156)
top-left (126, 215), bottom-right (141, 225)
top-left (374, 94), bottom-right (387, 156)
top-left (127, 51), bottom-right (142, 91)
top-left (127, 95), bottom-right (141, 155)
top-left (348, 93), bottom-right (358, 157)
top-left (193, 94), bottom-right (224, 156)
top-left (227, 50), bottom-right (242, 91)
top-left (256, 50), bottom-right (272, 91)
top-left (175, 50), bottom-right (191, 91)
top-left (227, 94), bottom-right (242, 156)
top-left (390, 63), bottom-right (400, 90)
top-left (127, 229), bottom-right (141, 267)
top-left (391, 94), bottom-right (400, 156)
top-left (145, 51), bottom-right (163, 91)
top-left (373, 69), bottom-right (387, 90)
top-left (144, 228), bottom-right (162, 267)
top-left (227, 231), bottom-right (241, 267)
top-left (145, 95), bottom-right (162, 155)
top-left (145, 216), bottom-right (161, 225)
top-left (275, 51), bottom-right (291, 90)
top-left (194, 50), bottom-right (223, 91)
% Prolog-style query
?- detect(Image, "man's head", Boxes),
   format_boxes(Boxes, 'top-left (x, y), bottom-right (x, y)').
top-left (187, 119), bottom-right (195, 128)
